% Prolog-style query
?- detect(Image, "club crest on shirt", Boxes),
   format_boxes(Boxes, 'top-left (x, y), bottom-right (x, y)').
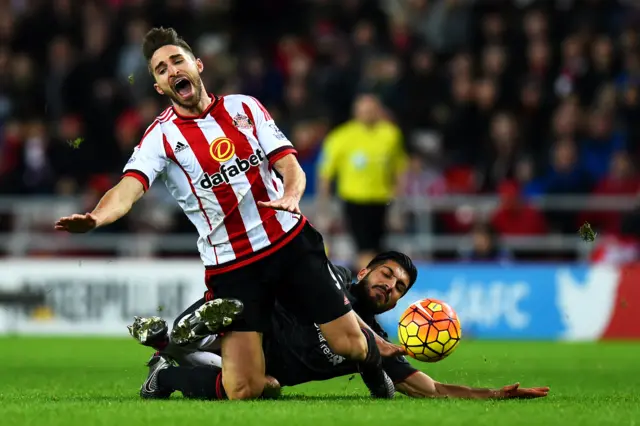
top-left (232, 113), bottom-right (253, 130)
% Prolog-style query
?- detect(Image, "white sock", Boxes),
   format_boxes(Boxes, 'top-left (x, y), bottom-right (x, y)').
top-left (164, 334), bottom-right (222, 367)
top-left (180, 350), bottom-right (222, 367)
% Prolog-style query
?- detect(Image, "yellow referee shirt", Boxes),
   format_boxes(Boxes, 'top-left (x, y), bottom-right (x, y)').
top-left (319, 120), bottom-right (408, 204)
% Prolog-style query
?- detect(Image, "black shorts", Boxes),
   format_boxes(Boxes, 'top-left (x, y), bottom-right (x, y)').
top-left (204, 222), bottom-right (352, 333)
top-left (343, 201), bottom-right (388, 252)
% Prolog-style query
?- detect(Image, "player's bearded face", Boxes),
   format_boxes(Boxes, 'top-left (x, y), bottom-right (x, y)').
top-left (358, 261), bottom-right (410, 314)
top-left (151, 45), bottom-right (205, 109)
top-left (360, 274), bottom-right (397, 314)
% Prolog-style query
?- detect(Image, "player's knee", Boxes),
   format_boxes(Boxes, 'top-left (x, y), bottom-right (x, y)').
top-left (262, 376), bottom-right (282, 400)
top-left (223, 378), bottom-right (264, 400)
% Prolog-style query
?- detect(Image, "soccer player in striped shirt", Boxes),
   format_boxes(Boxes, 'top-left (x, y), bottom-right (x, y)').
top-left (54, 27), bottom-right (394, 400)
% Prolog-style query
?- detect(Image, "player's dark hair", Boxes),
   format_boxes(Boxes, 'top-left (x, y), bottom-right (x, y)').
top-left (366, 251), bottom-right (418, 290)
top-left (142, 27), bottom-right (195, 71)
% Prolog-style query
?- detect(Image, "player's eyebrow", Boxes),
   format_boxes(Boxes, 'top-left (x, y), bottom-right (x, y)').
top-left (154, 54), bottom-right (184, 73)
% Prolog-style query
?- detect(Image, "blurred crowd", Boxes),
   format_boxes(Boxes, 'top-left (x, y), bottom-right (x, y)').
top-left (3, 0), bottom-right (640, 260)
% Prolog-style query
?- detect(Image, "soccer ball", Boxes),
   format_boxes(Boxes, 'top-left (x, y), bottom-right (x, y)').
top-left (398, 298), bottom-right (462, 362)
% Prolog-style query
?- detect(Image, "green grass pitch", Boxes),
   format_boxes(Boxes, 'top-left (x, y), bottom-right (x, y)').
top-left (1, 337), bottom-right (639, 426)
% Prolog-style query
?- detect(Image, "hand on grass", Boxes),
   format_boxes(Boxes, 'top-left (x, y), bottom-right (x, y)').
top-left (497, 383), bottom-right (550, 399)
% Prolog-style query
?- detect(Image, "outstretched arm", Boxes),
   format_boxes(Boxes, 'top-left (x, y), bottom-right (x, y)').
top-left (55, 176), bottom-right (145, 233)
top-left (90, 176), bottom-right (145, 228)
top-left (56, 119), bottom-right (168, 233)
top-left (395, 371), bottom-right (549, 399)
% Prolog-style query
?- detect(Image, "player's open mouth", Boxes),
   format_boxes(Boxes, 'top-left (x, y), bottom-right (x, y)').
top-left (173, 77), bottom-right (193, 99)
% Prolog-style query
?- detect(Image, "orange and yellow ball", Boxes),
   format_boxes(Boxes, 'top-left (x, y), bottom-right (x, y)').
top-left (398, 298), bottom-right (462, 362)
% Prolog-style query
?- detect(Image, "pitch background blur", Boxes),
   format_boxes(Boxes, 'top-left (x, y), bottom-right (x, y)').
top-left (1, 0), bottom-right (640, 341)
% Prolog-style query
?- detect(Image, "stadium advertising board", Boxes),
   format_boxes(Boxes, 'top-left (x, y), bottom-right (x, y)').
top-left (378, 264), bottom-right (640, 341)
top-left (0, 261), bottom-right (638, 340)
top-left (0, 260), bottom-right (205, 335)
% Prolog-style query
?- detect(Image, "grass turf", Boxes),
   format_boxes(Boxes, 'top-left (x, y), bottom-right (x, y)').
top-left (0, 338), bottom-right (639, 426)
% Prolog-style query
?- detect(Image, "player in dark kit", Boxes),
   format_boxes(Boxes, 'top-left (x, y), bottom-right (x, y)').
top-left (129, 252), bottom-right (549, 400)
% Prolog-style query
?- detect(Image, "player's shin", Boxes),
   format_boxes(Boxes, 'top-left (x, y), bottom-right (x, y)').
top-left (219, 331), bottom-right (267, 400)
top-left (157, 367), bottom-right (281, 400)
top-left (158, 366), bottom-right (227, 400)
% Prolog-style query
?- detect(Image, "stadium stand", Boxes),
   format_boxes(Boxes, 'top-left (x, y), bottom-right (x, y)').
top-left (2, 0), bottom-right (640, 264)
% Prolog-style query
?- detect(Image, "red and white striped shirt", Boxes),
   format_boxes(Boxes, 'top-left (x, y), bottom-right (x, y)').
top-left (122, 94), bottom-right (305, 275)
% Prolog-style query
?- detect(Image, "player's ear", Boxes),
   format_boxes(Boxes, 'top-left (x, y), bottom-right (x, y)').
top-left (196, 58), bottom-right (204, 74)
top-left (154, 83), bottom-right (164, 95)
top-left (356, 268), bottom-right (369, 281)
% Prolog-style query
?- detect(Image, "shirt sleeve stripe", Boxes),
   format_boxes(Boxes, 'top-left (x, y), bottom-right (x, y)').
top-left (122, 169), bottom-right (150, 191)
top-left (267, 146), bottom-right (297, 166)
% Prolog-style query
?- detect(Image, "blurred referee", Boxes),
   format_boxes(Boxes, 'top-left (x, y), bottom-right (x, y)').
top-left (317, 94), bottom-right (408, 270)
